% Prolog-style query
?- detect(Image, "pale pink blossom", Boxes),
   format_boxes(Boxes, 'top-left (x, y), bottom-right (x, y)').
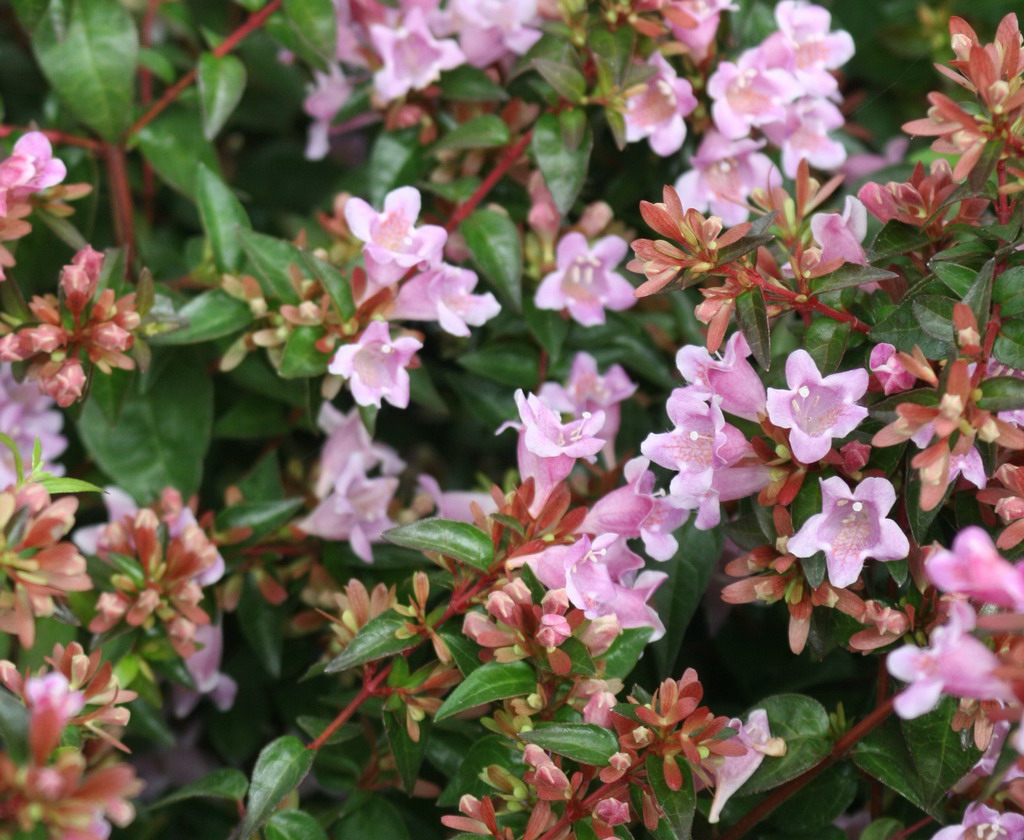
top-left (667, 0), bottom-right (737, 63)
top-left (930, 803), bottom-right (1024, 840)
top-left (345, 186), bottom-right (447, 289)
top-left (441, 0), bottom-right (541, 67)
top-left (328, 320), bottom-right (423, 409)
top-left (0, 132), bottom-right (66, 215)
top-left (675, 130), bottom-right (781, 226)
top-left (416, 474), bottom-right (497, 522)
top-left (869, 343), bottom-right (916, 395)
top-left (759, 1), bottom-right (855, 99)
top-left (390, 262), bottom-right (500, 336)
top-left (926, 526), bottom-right (1024, 610)
top-left (708, 709), bottom-right (785, 823)
top-left (172, 622), bottom-right (238, 717)
top-left (707, 49), bottom-right (802, 140)
top-left (0, 363), bottom-right (67, 489)
top-left (369, 8), bottom-right (465, 102)
top-left (787, 476), bottom-right (909, 588)
top-left (675, 331), bottom-right (767, 422)
top-left (766, 349), bottom-right (868, 463)
top-left (762, 97), bottom-right (846, 177)
top-left (304, 64), bottom-right (353, 160)
top-left (314, 402), bottom-right (405, 499)
top-left (535, 232), bottom-right (635, 327)
top-left (624, 53), bottom-right (697, 157)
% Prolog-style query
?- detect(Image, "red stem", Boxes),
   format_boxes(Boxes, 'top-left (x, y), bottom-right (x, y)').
top-left (307, 663), bottom-right (392, 752)
top-left (741, 268), bottom-right (872, 334)
top-left (445, 130), bottom-right (533, 233)
top-left (128, 0), bottom-right (282, 137)
top-left (891, 815), bottom-right (935, 840)
top-left (717, 698), bottom-right (895, 840)
top-left (104, 143), bottom-right (136, 270)
top-left (0, 125), bottom-right (100, 151)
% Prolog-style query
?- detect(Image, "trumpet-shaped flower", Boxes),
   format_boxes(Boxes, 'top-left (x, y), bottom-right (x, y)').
top-left (926, 526), bottom-right (1024, 609)
top-left (766, 349), bottom-right (868, 463)
top-left (763, 97), bottom-right (846, 177)
top-left (930, 803), bottom-right (1024, 840)
top-left (329, 321), bottom-right (422, 409)
top-left (369, 8), bottom-right (465, 103)
top-left (624, 53), bottom-right (698, 156)
top-left (759, 1), bottom-right (855, 98)
top-left (708, 709), bottom-right (786, 823)
top-left (442, 0), bottom-right (541, 67)
top-left (676, 331), bottom-right (767, 421)
top-left (390, 262), bottom-right (500, 336)
top-left (787, 476), bottom-right (909, 588)
top-left (707, 50), bottom-right (802, 140)
top-left (887, 601), bottom-right (1013, 719)
top-left (535, 232), bottom-right (635, 326)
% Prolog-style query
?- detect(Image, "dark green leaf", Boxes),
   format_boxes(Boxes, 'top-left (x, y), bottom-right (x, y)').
top-left (963, 259), bottom-right (995, 326)
top-left (216, 499), bottom-right (303, 542)
top-left (458, 342), bottom-right (539, 389)
top-left (195, 163), bottom-right (251, 273)
top-left (279, 326), bottom-right (330, 378)
top-left (434, 660), bottom-right (536, 721)
top-left (646, 754), bottom-right (695, 840)
top-left (930, 261), bottom-right (974, 297)
top-left (870, 221), bottom-right (933, 262)
top-left (804, 319), bottom-right (851, 374)
top-left (438, 627), bottom-right (484, 675)
top-left (238, 228), bottom-right (303, 303)
top-left (384, 518), bottom-right (494, 570)
top-left (993, 267), bottom-right (1024, 317)
top-left (910, 295), bottom-right (955, 343)
top-left (810, 264), bottom-right (897, 294)
top-left (282, 0), bottom-right (337, 62)
top-left (0, 690), bottom-right (29, 764)
top-left (523, 296), bottom-right (569, 361)
top-left (301, 252), bottom-right (356, 321)
top-left (136, 109), bottom-right (221, 197)
top-left (590, 27), bottom-right (633, 86)
top-left (434, 115), bottom-right (511, 152)
top-left (368, 129), bottom-right (426, 206)
top-left (871, 299), bottom-right (952, 359)
top-left (978, 376), bottom-right (1024, 412)
top-left (32, 0), bottom-right (138, 141)
top-left (149, 289), bottom-right (253, 346)
top-left (995, 320), bottom-right (1024, 369)
top-left (264, 810), bottom-right (328, 840)
top-left (800, 553), bottom-right (827, 590)
top-left (11, 0), bottom-right (50, 30)
top-left (738, 695), bottom-right (830, 795)
top-left (602, 627), bottom-right (653, 680)
top-left (384, 711), bottom-right (430, 793)
top-left (77, 352), bottom-right (213, 500)
top-left (150, 768), bottom-right (249, 808)
top-left (234, 736), bottom-right (315, 839)
top-left (734, 287), bottom-right (771, 369)
top-left (461, 209), bottom-right (523, 311)
top-left (437, 735), bottom-right (521, 806)
top-left (335, 797), bottom-right (411, 840)
top-left (716, 211), bottom-right (778, 266)
top-left (531, 111), bottom-right (592, 215)
top-left (323, 611), bottom-right (419, 674)
top-left (522, 723), bottom-right (618, 765)
top-left (767, 764), bottom-right (857, 833)
top-left (532, 58), bottom-right (586, 102)
top-left (198, 54), bottom-right (247, 140)
top-left (439, 66), bottom-right (509, 101)
top-left (238, 574), bottom-right (283, 678)
top-left (860, 818), bottom-right (904, 840)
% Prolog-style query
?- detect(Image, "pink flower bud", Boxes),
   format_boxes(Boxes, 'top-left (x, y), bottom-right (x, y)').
top-left (840, 441), bottom-right (871, 473)
top-left (594, 798), bottom-right (630, 826)
top-left (24, 324), bottom-right (65, 354)
top-left (486, 590), bottom-right (518, 626)
top-left (541, 588), bottom-right (570, 615)
top-left (523, 744), bottom-right (549, 769)
top-left (583, 690), bottom-right (617, 727)
top-left (579, 615), bottom-right (622, 656)
top-left (25, 672), bottom-right (85, 763)
top-left (42, 359), bottom-right (86, 407)
top-left (536, 614), bottom-right (572, 648)
top-left (61, 265), bottom-right (97, 315)
top-left (870, 343), bottom-right (916, 395)
top-left (92, 322), bottom-right (133, 352)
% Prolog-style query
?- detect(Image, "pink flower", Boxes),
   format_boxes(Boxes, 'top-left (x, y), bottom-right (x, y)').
top-left (766, 349), bottom-right (868, 463)
top-left (809, 195), bottom-right (868, 268)
top-left (759, 1), bottom-right (854, 98)
top-left (514, 389), bottom-right (607, 461)
top-left (762, 97), bottom-right (846, 177)
top-left (675, 130), bottom-right (781, 226)
top-left (931, 804), bottom-right (1024, 840)
top-left (314, 402), bottom-right (405, 499)
top-left (390, 262), bottom-right (500, 336)
top-left (842, 137), bottom-right (909, 181)
top-left (926, 526), bottom-right (1024, 610)
top-left (624, 53), bottom-right (698, 157)
top-left (43, 358), bottom-right (87, 408)
top-left (299, 454), bottom-right (398, 562)
top-left (345, 186), bottom-right (447, 289)
top-left (535, 232), bottom-right (635, 327)
top-left (869, 343), bottom-right (916, 395)
top-left (538, 352), bottom-right (637, 464)
top-left (707, 49), bottom-right (802, 140)
top-left (303, 65), bottom-right (353, 160)
top-left (676, 331), bottom-right (767, 421)
top-left (787, 476), bottom-right (909, 588)
top-left (0, 363), bottom-right (67, 489)
top-left (369, 8), bottom-right (465, 102)
top-left (416, 474), bottom-right (497, 522)
top-left (172, 622), bottom-right (238, 717)
top-left (667, 0), bottom-right (736, 63)
top-left (949, 447), bottom-right (986, 489)
top-left (328, 321), bottom-right (423, 409)
top-left (594, 798), bottom-right (630, 827)
top-left (887, 602), bottom-right (1013, 719)
top-left (708, 709), bottom-right (786, 823)
top-left (536, 613), bottom-right (572, 648)
top-left (442, 0), bottom-right (541, 67)
top-left (0, 132), bottom-right (66, 202)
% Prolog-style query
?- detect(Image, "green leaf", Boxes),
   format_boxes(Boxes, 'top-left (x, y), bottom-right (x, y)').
top-left (734, 287), bottom-right (771, 369)
top-left (195, 164), bottom-right (252, 273)
top-left (0, 689), bottom-right (29, 764)
top-left (300, 252), bottom-right (356, 321)
top-left (963, 259), bottom-right (994, 326)
top-left (438, 627), bottom-right (483, 676)
top-left (264, 810), bottom-right (328, 840)
top-left (149, 289), bottom-right (253, 346)
top-left (804, 319), bottom-right (851, 374)
top-left (215, 499), bottom-right (303, 542)
top-left (738, 695), bottom-right (831, 795)
top-left (651, 522), bottom-right (722, 675)
top-left (434, 660), bottom-right (536, 721)
top-left (810, 264), bottom-right (897, 294)
top-left (323, 611), bottom-right (419, 674)
top-left (601, 627), bottom-right (653, 680)
top-left (461, 209), bottom-right (523, 311)
top-left (282, 0), bottom-right (337, 63)
top-left (368, 129), bottom-right (426, 206)
top-left (11, 0), bottom-right (51, 30)
top-left (716, 211), bottom-right (778, 266)
top-left (523, 296), bottom-right (569, 361)
top-left (439, 66), bottom-right (509, 101)
top-left (150, 768), bottom-right (249, 808)
top-left (437, 735), bottom-right (521, 806)
top-left (383, 518), bottom-right (494, 570)
top-left (434, 115), bottom-right (511, 152)
top-left (135, 109), bottom-right (221, 197)
top-left (37, 477), bottom-right (104, 495)
top-left (279, 325), bottom-right (330, 378)
top-left (235, 736), bottom-right (315, 839)
top-left (646, 754), bottom-right (695, 840)
top-left (931, 261), bottom-right (975, 297)
top-left (911, 295), bottom-right (955, 343)
top-left (995, 320), bottom-right (1024, 369)
top-left (532, 58), bottom-right (586, 102)
top-left (590, 27), bottom-right (633, 87)
top-left (32, 0), bottom-right (138, 142)
top-left (869, 221), bottom-right (933, 261)
top-left (384, 710), bottom-right (430, 793)
top-left (458, 342), bottom-right (539, 389)
top-left (521, 723), bottom-right (618, 765)
top-left (978, 376), bottom-right (1024, 411)
top-left (238, 574), bottom-right (283, 678)
top-left (871, 299), bottom-right (951, 360)
top-left (77, 352), bottom-right (213, 501)
top-left (335, 795), bottom-right (411, 840)
top-left (993, 267), bottom-right (1024, 317)
top-left (859, 818), bottom-right (904, 840)
top-left (238, 228), bottom-right (303, 303)
top-left (198, 54), bottom-right (247, 140)
top-left (531, 111), bottom-right (592, 216)
top-left (767, 764), bottom-right (858, 833)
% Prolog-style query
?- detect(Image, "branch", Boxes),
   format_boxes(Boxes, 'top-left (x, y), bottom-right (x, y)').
top-left (0, 125), bottom-right (100, 151)
top-left (445, 130), bottom-right (533, 233)
top-left (128, 0), bottom-right (282, 137)
top-left (741, 269), bottom-right (873, 334)
top-left (307, 663), bottom-right (392, 752)
top-left (718, 697), bottom-right (895, 840)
